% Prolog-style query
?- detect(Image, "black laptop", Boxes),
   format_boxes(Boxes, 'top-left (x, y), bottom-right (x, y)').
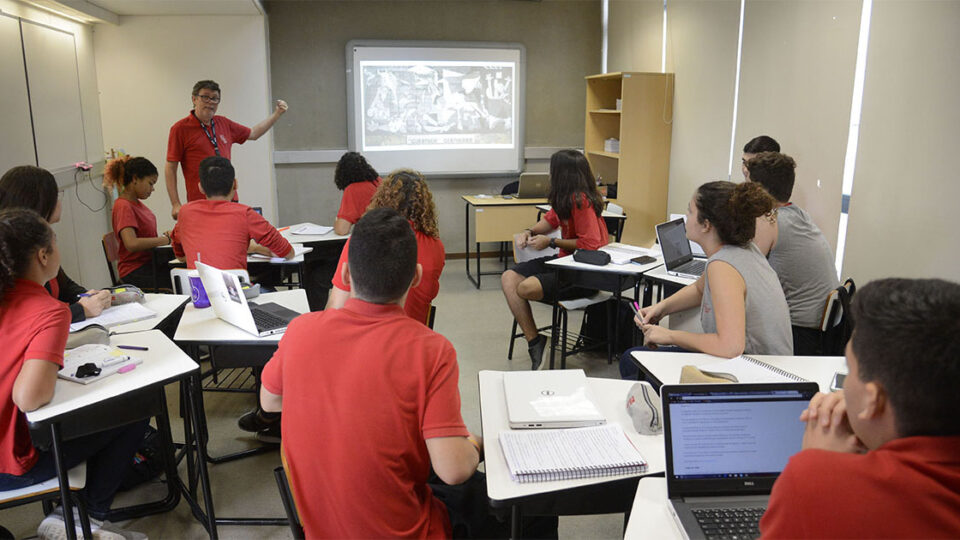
top-left (661, 382), bottom-right (819, 540)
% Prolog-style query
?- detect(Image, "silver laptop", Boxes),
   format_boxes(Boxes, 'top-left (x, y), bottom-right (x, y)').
top-left (196, 262), bottom-right (300, 337)
top-left (656, 218), bottom-right (707, 279)
top-left (661, 382), bottom-right (819, 540)
top-left (503, 369), bottom-right (606, 429)
top-left (516, 172), bottom-right (550, 199)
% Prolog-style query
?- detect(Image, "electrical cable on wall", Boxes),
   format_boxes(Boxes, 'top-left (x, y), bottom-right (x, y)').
top-left (74, 167), bottom-right (108, 213)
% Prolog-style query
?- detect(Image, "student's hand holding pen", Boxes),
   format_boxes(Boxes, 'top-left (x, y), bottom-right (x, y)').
top-left (634, 303), bottom-right (664, 327)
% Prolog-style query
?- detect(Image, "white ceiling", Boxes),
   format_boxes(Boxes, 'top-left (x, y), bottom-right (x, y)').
top-left (82, 0), bottom-right (262, 18)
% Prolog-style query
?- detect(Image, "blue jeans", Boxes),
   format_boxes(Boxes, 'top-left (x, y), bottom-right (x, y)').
top-left (0, 420), bottom-right (147, 514)
top-left (619, 345), bottom-right (691, 380)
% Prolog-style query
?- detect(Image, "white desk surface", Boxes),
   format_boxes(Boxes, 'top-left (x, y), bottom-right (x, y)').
top-left (546, 243), bottom-right (663, 275)
top-left (479, 370), bottom-right (665, 502)
top-left (642, 263), bottom-right (697, 286)
top-left (173, 288), bottom-right (309, 344)
top-left (27, 330), bottom-right (198, 423)
top-left (166, 245), bottom-right (312, 266)
top-left (624, 478), bottom-right (682, 539)
top-left (633, 351), bottom-right (846, 392)
top-left (110, 293), bottom-right (189, 334)
top-left (280, 223), bottom-right (350, 244)
top-left (534, 204), bottom-right (627, 220)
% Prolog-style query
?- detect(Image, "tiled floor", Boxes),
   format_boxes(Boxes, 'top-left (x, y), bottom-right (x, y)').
top-left (1, 259), bottom-right (629, 539)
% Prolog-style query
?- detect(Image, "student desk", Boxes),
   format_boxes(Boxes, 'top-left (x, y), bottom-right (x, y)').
top-left (26, 331), bottom-right (200, 540)
top-left (631, 351), bottom-right (846, 392)
top-left (622, 352), bottom-right (846, 540)
top-left (479, 370), bottom-right (666, 538)
top-left (461, 195), bottom-right (546, 288)
top-left (543, 247), bottom-right (663, 366)
top-left (173, 289), bottom-right (309, 532)
top-left (281, 224), bottom-right (350, 310)
top-left (109, 293), bottom-right (190, 337)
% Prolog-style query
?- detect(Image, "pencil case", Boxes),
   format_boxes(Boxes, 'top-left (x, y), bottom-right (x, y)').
top-left (573, 249), bottom-right (611, 266)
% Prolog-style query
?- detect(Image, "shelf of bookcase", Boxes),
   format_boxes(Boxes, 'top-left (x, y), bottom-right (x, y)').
top-left (587, 150), bottom-right (620, 159)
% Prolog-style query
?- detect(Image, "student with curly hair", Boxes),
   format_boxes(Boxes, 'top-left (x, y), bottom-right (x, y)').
top-left (104, 156), bottom-right (173, 289)
top-left (0, 166), bottom-right (111, 323)
top-left (502, 149), bottom-right (609, 370)
top-left (327, 169), bottom-right (444, 325)
top-left (621, 181), bottom-right (792, 378)
top-left (0, 208), bottom-right (146, 539)
top-left (333, 152), bottom-right (381, 236)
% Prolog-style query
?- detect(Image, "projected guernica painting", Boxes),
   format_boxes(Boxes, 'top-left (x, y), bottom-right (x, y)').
top-left (361, 62), bottom-right (514, 150)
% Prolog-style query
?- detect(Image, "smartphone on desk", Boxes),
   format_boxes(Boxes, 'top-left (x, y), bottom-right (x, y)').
top-left (631, 255), bottom-right (657, 265)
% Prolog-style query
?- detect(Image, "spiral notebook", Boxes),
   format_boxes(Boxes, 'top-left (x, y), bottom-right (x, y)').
top-left (691, 355), bottom-right (806, 383)
top-left (498, 424), bottom-right (647, 483)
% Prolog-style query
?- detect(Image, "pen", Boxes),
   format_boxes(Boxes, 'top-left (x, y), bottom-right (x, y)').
top-left (77, 293), bottom-right (92, 298)
top-left (117, 345), bottom-right (149, 351)
top-left (277, 226), bottom-right (290, 232)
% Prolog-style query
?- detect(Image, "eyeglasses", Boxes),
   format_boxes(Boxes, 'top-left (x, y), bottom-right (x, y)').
top-left (195, 94), bottom-right (221, 104)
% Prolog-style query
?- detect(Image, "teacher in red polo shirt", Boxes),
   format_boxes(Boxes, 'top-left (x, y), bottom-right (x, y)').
top-left (165, 79), bottom-right (288, 219)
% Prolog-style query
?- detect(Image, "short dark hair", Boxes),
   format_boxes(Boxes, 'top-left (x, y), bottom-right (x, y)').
top-left (334, 152), bottom-right (379, 191)
top-left (747, 152), bottom-right (796, 203)
top-left (347, 207), bottom-right (417, 303)
top-left (0, 208), bottom-right (53, 301)
top-left (199, 156), bottom-right (235, 197)
top-left (850, 278), bottom-right (960, 437)
top-left (0, 165), bottom-right (58, 222)
top-left (694, 181), bottom-right (776, 246)
top-left (192, 80), bottom-right (220, 96)
top-left (743, 135), bottom-right (780, 154)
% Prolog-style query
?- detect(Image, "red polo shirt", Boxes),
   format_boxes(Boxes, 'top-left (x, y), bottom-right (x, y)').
top-left (112, 197), bottom-right (159, 278)
top-left (171, 199), bottom-right (291, 270)
top-left (545, 193), bottom-right (609, 257)
top-left (760, 436), bottom-right (960, 538)
top-left (337, 178), bottom-right (381, 224)
top-left (261, 299), bottom-right (469, 538)
top-left (331, 228), bottom-right (445, 325)
top-left (0, 280), bottom-right (70, 475)
top-left (166, 112), bottom-right (250, 202)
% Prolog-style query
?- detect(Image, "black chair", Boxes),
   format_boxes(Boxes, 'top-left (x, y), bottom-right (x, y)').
top-left (820, 278), bottom-right (856, 356)
top-left (274, 445), bottom-right (305, 539)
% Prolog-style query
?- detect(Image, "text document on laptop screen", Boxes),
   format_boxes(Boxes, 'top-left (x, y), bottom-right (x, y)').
top-left (346, 41), bottom-right (525, 177)
top-left (668, 392), bottom-right (808, 479)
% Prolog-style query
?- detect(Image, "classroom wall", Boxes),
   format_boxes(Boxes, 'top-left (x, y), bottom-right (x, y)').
top-left (93, 13), bottom-right (279, 233)
top-left (841, 0), bottom-right (960, 283)
top-left (0, 0), bottom-right (111, 288)
top-left (264, 0), bottom-right (601, 254)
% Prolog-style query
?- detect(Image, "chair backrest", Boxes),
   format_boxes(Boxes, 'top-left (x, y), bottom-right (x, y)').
top-left (275, 444), bottom-right (305, 539)
top-left (426, 305), bottom-right (437, 329)
top-left (512, 229), bottom-right (561, 264)
top-left (101, 233), bottom-right (120, 286)
top-left (170, 267), bottom-right (250, 295)
top-left (820, 278), bottom-right (856, 355)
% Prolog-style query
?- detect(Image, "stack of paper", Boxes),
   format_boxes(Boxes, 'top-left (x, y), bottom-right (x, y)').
top-left (601, 244), bottom-right (657, 265)
top-left (70, 303), bottom-right (156, 332)
top-left (289, 223), bottom-right (333, 235)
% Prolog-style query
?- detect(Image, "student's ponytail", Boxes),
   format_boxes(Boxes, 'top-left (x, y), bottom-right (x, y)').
top-left (695, 181), bottom-right (775, 246)
top-left (103, 156), bottom-right (157, 191)
top-left (0, 209), bottom-right (53, 302)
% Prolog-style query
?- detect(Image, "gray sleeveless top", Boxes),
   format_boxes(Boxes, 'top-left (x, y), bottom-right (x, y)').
top-left (701, 243), bottom-right (793, 355)
top-left (768, 205), bottom-right (840, 329)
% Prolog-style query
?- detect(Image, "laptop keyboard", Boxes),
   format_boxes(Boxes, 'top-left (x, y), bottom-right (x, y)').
top-left (676, 258), bottom-right (706, 276)
top-left (693, 507), bottom-right (765, 540)
top-left (251, 308), bottom-right (286, 331)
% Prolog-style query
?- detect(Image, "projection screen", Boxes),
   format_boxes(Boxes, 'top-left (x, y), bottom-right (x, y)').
top-left (346, 40), bottom-right (525, 177)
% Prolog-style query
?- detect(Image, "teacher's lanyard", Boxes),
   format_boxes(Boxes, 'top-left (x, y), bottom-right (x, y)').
top-left (198, 115), bottom-right (221, 156)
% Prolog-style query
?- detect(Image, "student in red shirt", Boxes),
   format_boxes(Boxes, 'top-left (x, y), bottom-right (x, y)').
top-left (171, 156), bottom-right (293, 271)
top-left (260, 208), bottom-right (484, 538)
top-left (501, 149), bottom-right (609, 369)
top-left (333, 151), bottom-right (381, 235)
top-left (165, 79), bottom-right (288, 219)
top-left (105, 156), bottom-right (173, 290)
top-left (0, 166), bottom-right (111, 323)
top-left (327, 169), bottom-right (444, 325)
top-left (0, 209), bottom-right (146, 538)
top-left (760, 278), bottom-right (960, 538)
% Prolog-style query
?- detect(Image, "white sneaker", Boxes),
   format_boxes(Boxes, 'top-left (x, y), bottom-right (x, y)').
top-left (37, 511), bottom-right (146, 540)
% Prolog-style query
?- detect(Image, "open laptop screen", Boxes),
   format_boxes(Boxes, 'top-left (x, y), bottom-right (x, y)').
top-left (656, 219), bottom-right (693, 267)
top-left (662, 383), bottom-right (818, 496)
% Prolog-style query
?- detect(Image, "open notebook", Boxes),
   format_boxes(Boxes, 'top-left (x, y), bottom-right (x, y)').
top-left (680, 356), bottom-right (806, 384)
top-left (499, 424), bottom-right (647, 483)
top-left (69, 302), bottom-right (156, 332)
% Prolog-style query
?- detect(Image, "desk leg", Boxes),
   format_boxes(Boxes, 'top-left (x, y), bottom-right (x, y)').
top-left (183, 374), bottom-right (219, 539)
top-left (511, 505), bottom-right (523, 539)
top-left (50, 423), bottom-right (90, 540)
top-left (465, 202), bottom-right (480, 288)
top-left (548, 267), bottom-right (560, 370)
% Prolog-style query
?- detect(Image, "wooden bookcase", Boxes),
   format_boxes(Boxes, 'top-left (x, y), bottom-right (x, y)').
top-left (585, 72), bottom-right (674, 246)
